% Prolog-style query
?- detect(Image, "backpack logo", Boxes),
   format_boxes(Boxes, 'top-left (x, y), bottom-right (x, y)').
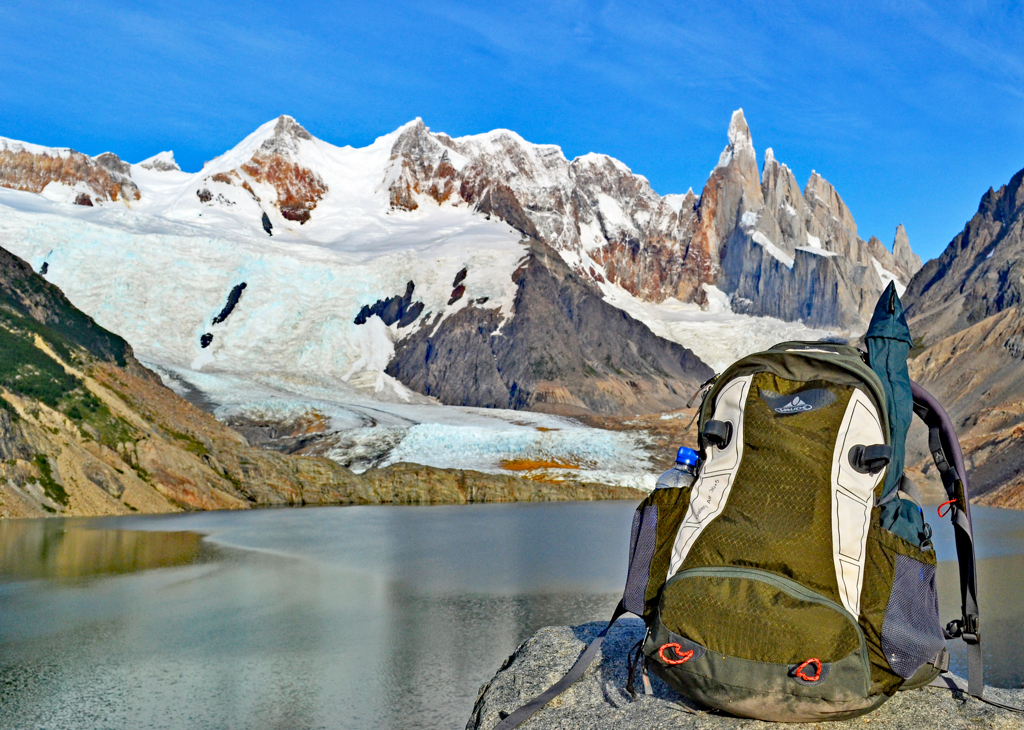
top-left (778, 396), bottom-right (813, 413)
top-left (759, 388), bottom-right (836, 415)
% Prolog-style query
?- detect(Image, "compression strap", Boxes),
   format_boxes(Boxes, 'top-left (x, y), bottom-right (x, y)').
top-left (493, 602), bottom-right (627, 730)
top-left (929, 674), bottom-right (1024, 714)
top-left (911, 380), bottom-right (983, 698)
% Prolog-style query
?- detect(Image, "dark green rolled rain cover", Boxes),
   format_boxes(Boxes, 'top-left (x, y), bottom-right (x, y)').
top-left (865, 283), bottom-right (921, 543)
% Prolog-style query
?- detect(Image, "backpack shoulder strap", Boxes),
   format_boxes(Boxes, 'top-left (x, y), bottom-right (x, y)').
top-left (493, 602), bottom-right (627, 730)
top-left (909, 380), bottom-right (984, 699)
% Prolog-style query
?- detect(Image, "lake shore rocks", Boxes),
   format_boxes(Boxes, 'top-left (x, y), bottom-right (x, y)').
top-left (468, 619), bottom-right (1024, 730)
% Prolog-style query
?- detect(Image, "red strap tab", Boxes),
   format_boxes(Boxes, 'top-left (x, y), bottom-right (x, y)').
top-left (938, 498), bottom-right (957, 517)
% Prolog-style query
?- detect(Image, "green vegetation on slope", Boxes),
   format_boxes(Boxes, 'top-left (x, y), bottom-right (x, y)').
top-left (0, 245), bottom-right (129, 366)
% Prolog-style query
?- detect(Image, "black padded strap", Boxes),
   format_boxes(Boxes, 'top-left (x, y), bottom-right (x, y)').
top-left (494, 602), bottom-right (627, 730)
top-left (911, 380), bottom-right (983, 698)
top-left (929, 674), bottom-right (1024, 713)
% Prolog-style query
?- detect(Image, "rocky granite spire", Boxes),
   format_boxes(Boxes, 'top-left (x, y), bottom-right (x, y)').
top-left (893, 224), bottom-right (922, 278)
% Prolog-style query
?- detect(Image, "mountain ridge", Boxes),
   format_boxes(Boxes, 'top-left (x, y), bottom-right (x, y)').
top-left (0, 111), bottom-right (921, 422)
top-left (0, 111), bottom-right (919, 329)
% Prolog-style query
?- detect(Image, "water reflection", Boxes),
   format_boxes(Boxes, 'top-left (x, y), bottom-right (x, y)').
top-left (0, 503), bottom-right (1020, 730)
top-left (0, 518), bottom-right (206, 580)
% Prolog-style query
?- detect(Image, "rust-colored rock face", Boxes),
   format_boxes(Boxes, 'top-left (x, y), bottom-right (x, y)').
top-left (0, 146), bottom-right (140, 204)
top-left (241, 153), bottom-right (326, 223)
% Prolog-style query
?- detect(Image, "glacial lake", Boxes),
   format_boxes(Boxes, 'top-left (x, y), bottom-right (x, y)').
top-left (1, 502), bottom-right (1022, 730)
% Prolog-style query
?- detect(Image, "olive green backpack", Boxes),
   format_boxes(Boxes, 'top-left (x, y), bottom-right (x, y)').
top-left (495, 285), bottom-right (1020, 727)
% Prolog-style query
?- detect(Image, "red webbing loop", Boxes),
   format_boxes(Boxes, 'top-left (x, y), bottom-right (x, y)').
top-left (658, 643), bottom-right (694, 665)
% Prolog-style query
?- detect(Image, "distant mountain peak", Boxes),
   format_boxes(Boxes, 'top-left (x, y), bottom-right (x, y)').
top-left (138, 150), bottom-right (180, 172)
top-left (893, 224), bottom-right (922, 277)
top-left (728, 108), bottom-right (752, 147)
top-left (257, 115), bottom-right (314, 157)
top-left (715, 108), bottom-right (756, 171)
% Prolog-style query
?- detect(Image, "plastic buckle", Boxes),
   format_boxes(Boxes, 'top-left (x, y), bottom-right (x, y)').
top-left (946, 615), bottom-right (981, 643)
top-left (962, 614), bottom-right (981, 644)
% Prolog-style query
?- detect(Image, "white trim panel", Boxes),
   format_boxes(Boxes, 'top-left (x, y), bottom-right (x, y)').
top-left (667, 375), bottom-right (752, 577)
top-left (830, 389), bottom-right (886, 616)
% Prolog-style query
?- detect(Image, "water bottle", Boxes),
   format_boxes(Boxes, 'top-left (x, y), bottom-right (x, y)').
top-left (655, 447), bottom-right (700, 489)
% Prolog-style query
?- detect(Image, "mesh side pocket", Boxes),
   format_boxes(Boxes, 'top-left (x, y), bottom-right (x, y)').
top-left (623, 505), bottom-right (658, 615)
top-left (881, 554), bottom-right (945, 678)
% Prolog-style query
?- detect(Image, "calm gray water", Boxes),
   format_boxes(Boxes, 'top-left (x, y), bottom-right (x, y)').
top-left (0, 502), bottom-right (1021, 730)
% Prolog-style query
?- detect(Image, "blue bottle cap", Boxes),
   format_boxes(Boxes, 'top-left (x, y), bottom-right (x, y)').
top-left (675, 447), bottom-right (699, 466)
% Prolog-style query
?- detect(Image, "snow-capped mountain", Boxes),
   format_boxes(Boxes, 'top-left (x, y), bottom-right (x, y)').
top-left (0, 115), bottom-right (716, 421)
top-left (0, 111), bottom-right (916, 416)
top-left (0, 112), bottom-right (931, 486)
top-left (376, 110), bottom-right (921, 329)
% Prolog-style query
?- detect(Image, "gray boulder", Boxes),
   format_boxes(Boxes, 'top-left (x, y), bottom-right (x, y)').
top-left (468, 619), bottom-right (1024, 729)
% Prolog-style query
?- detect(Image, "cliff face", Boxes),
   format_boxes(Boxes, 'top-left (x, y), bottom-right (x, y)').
top-left (714, 123), bottom-right (917, 329)
top-left (907, 307), bottom-right (1024, 507)
top-left (0, 138), bottom-right (139, 206)
top-left (904, 167), bottom-right (1024, 346)
top-left (899, 165), bottom-right (1024, 508)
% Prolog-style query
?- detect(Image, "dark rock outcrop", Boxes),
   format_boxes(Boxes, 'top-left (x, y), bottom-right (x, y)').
top-left (211, 282), bottom-right (247, 325)
top-left (354, 281), bottom-right (424, 328)
top-left (387, 240), bottom-right (713, 415)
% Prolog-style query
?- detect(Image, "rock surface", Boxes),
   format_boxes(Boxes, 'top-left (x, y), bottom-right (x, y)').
top-left (387, 239), bottom-right (713, 415)
top-left (468, 620), bottom-right (1024, 730)
top-left (0, 137), bottom-right (139, 204)
top-left (904, 166), bottom-right (1024, 347)
top-left (901, 164), bottom-right (1024, 507)
top-left (906, 306), bottom-right (1024, 506)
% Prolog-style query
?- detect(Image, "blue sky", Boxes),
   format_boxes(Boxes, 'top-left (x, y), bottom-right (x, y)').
top-left (1, 0), bottom-right (1022, 260)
